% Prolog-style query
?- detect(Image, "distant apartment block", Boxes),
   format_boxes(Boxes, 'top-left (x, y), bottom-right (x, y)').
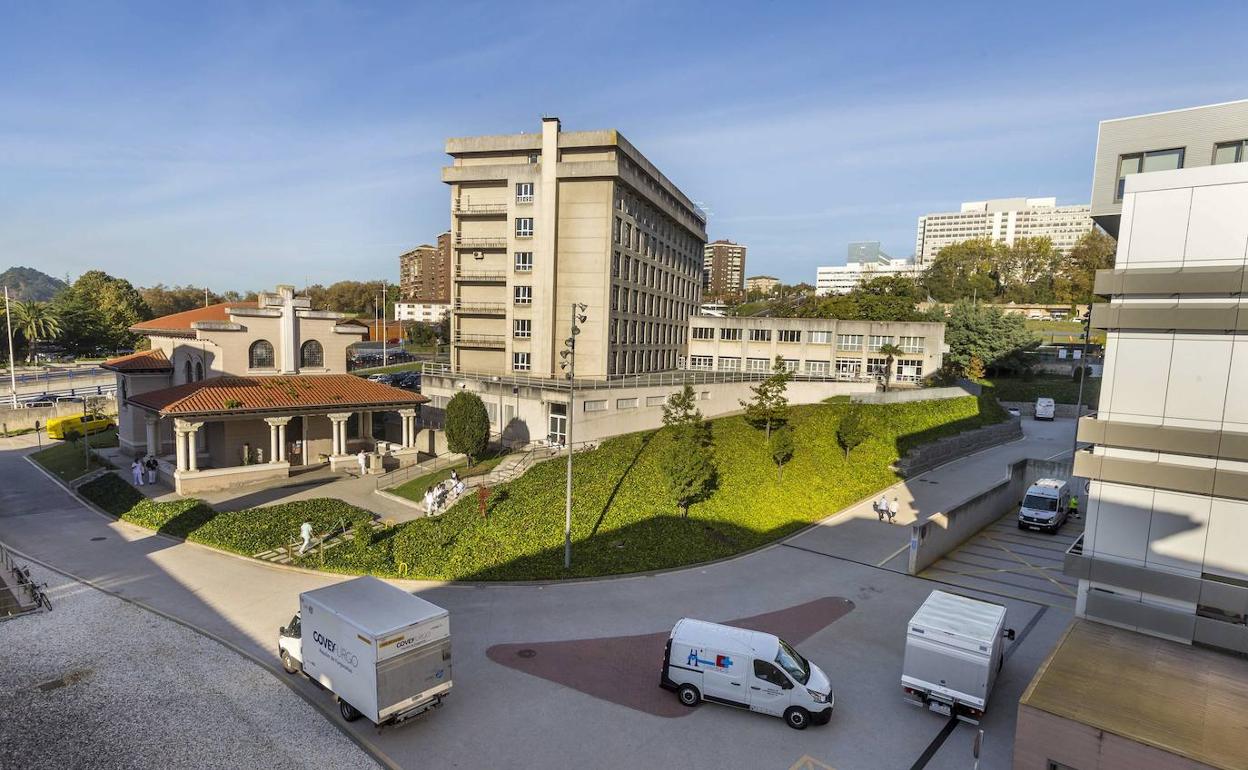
top-left (745, 275), bottom-right (779, 294)
top-left (685, 316), bottom-right (943, 384)
top-left (394, 301), bottom-right (450, 324)
top-left (398, 232), bottom-right (451, 303)
top-left (702, 239), bottom-right (746, 297)
top-left (816, 242), bottom-right (922, 296)
top-left (1090, 98), bottom-right (1248, 236)
top-left (915, 198), bottom-right (1092, 265)
top-left (439, 117), bottom-right (707, 379)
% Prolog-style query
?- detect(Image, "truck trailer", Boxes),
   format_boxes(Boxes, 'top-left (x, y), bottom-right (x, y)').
top-left (278, 576), bottom-right (451, 726)
top-left (901, 590), bottom-right (1013, 724)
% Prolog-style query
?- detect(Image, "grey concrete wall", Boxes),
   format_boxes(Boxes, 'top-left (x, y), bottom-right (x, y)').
top-left (895, 417), bottom-right (1023, 477)
top-left (0, 397), bottom-right (118, 434)
top-left (851, 385), bottom-right (976, 405)
top-left (1000, 401), bottom-right (1094, 418)
top-left (907, 457), bottom-right (1073, 574)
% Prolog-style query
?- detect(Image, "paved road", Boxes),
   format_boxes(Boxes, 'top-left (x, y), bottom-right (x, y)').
top-left (0, 418), bottom-right (1078, 770)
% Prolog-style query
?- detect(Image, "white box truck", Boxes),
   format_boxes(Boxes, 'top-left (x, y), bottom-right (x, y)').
top-left (901, 591), bottom-right (1014, 724)
top-left (278, 576), bottom-right (451, 726)
top-left (660, 618), bottom-right (834, 730)
top-left (1018, 478), bottom-right (1071, 533)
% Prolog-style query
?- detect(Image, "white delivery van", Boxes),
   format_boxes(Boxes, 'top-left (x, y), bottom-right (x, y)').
top-left (1017, 478), bottom-right (1070, 533)
top-left (278, 576), bottom-right (451, 726)
top-left (660, 618), bottom-right (834, 730)
top-left (902, 591), bottom-right (1014, 724)
top-left (1034, 397), bottom-right (1056, 421)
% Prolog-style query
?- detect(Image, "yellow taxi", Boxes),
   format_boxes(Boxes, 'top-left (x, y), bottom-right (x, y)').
top-left (46, 413), bottom-right (115, 440)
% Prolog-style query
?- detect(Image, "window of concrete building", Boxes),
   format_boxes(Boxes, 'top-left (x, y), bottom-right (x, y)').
top-left (300, 340), bottom-right (323, 368)
top-left (868, 335), bottom-right (894, 351)
top-left (749, 328), bottom-right (772, 342)
top-left (645, 395), bottom-right (666, 407)
top-left (747, 357), bottom-right (770, 373)
top-left (512, 352), bottom-right (531, 371)
top-left (899, 336), bottom-right (925, 353)
top-left (835, 358), bottom-right (860, 376)
top-left (699, 391), bottom-right (711, 401)
top-left (584, 399), bottom-right (607, 412)
top-left (617, 397), bottom-right (638, 409)
top-left (782, 359), bottom-right (799, 372)
top-left (721, 327), bottom-right (741, 341)
top-left (689, 355), bottom-right (713, 370)
top-left (515, 182), bottom-right (533, 203)
top-left (249, 340), bottom-right (274, 369)
top-left (513, 319), bottom-right (531, 339)
top-left (528, 152), bottom-right (539, 164)
top-left (183, 359), bottom-right (192, 383)
top-left (515, 217), bottom-right (534, 237)
top-left (837, 334), bottom-right (863, 351)
top-left (805, 360), bottom-right (829, 376)
top-left (896, 359), bottom-right (924, 382)
top-left (514, 286), bottom-right (532, 305)
top-left (718, 356), bottom-right (740, 371)
top-left (194, 361), bottom-right (204, 380)
top-left (612, 251), bottom-right (620, 278)
top-left (866, 357), bottom-right (888, 376)
top-left (548, 402), bottom-right (567, 444)
top-left (1115, 148), bottom-right (1185, 201)
top-left (1214, 139), bottom-right (1248, 165)
top-left (778, 329), bottom-right (801, 343)
top-left (691, 326), bottom-right (713, 340)
top-left (514, 251), bottom-right (533, 271)
top-left (808, 330), bottom-right (832, 344)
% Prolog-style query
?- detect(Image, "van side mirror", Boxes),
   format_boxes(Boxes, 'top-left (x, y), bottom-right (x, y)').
top-left (1004, 628), bottom-right (1016, 641)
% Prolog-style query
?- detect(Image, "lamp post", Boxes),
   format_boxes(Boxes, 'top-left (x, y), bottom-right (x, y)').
top-left (1070, 302), bottom-right (1093, 458)
top-left (559, 303), bottom-right (588, 570)
top-left (4, 286), bottom-right (16, 409)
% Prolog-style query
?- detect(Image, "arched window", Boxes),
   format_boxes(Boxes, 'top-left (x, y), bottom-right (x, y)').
top-left (194, 361), bottom-right (204, 381)
top-left (249, 340), bottom-right (275, 369)
top-left (300, 340), bottom-right (324, 369)
top-left (184, 360), bottom-right (192, 384)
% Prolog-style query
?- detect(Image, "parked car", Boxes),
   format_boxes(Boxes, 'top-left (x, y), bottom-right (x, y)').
top-left (1018, 478), bottom-right (1071, 533)
top-left (661, 618), bottom-right (834, 730)
top-left (1006, 407), bottom-right (1022, 417)
top-left (46, 413), bottom-right (114, 440)
top-left (1034, 397), bottom-right (1056, 421)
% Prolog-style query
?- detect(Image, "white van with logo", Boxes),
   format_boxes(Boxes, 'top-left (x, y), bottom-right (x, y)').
top-left (1034, 397), bottom-right (1056, 421)
top-left (660, 618), bottom-right (834, 729)
top-left (1017, 478), bottom-right (1070, 533)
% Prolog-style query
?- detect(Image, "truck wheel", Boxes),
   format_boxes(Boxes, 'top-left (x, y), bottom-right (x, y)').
top-left (784, 707), bottom-right (811, 730)
top-left (280, 650), bottom-right (298, 674)
top-left (339, 699), bottom-right (361, 722)
top-left (676, 684), bottom-right (700, 707)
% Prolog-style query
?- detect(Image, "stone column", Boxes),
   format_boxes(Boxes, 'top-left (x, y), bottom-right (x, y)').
top-left (398, 408), bottom-right (418, 449)
top-left (328, 413), bottom-right (352, 456)
top-left (174, 420), bottom-right (203, 472)
top-left (264, 417), bottom-right (291, 464)
top-left (144, 415), bottom-right (160, 456)
top-left (268, 421), bottom-right (279, 463)
top-left (278, 421), bottom-right (288, 461)
top-left (174, 428), bottom-right (188, 472)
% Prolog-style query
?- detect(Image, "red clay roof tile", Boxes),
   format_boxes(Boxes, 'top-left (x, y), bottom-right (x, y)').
top-left (101, 349), bottom-right (174, 372)
top-left (131, 301), bottom-right (257, 335)
top-left (128, 374), bottom-right (427, 417)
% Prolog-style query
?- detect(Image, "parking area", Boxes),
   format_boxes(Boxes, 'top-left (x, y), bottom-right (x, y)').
top-left (920, 508), bottom-right (1083, 609)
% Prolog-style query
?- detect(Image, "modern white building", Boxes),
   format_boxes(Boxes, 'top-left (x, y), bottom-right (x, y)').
top-left (394, 301), bottom-right (450, 324)
top-left (915, 197), bottom-right (1093, 265)
top-left (815, 242), bottom-right (922, 296)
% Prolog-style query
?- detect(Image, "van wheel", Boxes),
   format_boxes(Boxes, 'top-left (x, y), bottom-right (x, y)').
top-left (677, 684), bottom-right (700, 707)
top-left (339, 699), bottom-right (361, 722)
top-left (280, 650), bottom-right (298, 674)
top-left (784, 707), bottom-right (811, 730)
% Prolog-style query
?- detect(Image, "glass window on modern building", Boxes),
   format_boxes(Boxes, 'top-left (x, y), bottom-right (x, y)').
top-left (691, 326), bottom-right (714, 340)
top-left (512, 352), bottom-right (531, 371)
top-left (865, 357), bottom-right (888, 376)
top-left (782, 359), bottom-right (799, 372)
top-left (688, 355), bottom-right (713, 370)
top-left (515, 182), bottom-right (534, 203)
top-left (718, 356), bottom-right (741, 371)
top-left (1115, 148), bottom-right (1184, 201)
top-left (868, 335), bottom-right (894, 351)
top-left (514, 251), bottom-right (533, 271)
top-left (720, 327), bottom-right (742, 341)
top-left (805, 360), bottom-right (830, 376)
top-left (749, 328), bottom-right (772, 342)
top-left (1213, 139), bottom-right (1248, 165)
top-left (515, 217), bottom-right (534, 237)
top-left (778, 330), bottom-right (801, 343)
top-left (808, 330), bottom-right (833, 344)
top-left (837, 334), bottom-right (863, 351)
top-left (895, 359), bottom-right (924, 382)
top-left (835, 358), bottom-right (861, 377)
top-left (746, 357), bottom-right (770, 373)
top-left (513, 319), bottom-right (532, 338)
top-left (514, 286), bottom-right (533, 305)
top-left (899, 336), bottom-right (924, 354)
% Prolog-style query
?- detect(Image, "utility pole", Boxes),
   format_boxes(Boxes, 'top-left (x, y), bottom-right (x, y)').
top-left (4, 286), bottom-right (17, 408)
top-left (559, 303), bottom-right (588, 569)
top-left (381, 281), bottom-right (388, 367)
top-left (1070, 302), bottom-right (1093, 458)
top-left (204, 286), bottom-right (209, 308)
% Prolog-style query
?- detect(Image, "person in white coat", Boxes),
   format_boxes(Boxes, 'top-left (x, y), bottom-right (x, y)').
top-left (130, 458), bottom-right (145, 486)
top-left (357, 449), bottom-right (368, 476)
top-left (876, 494), bottom-right (888, 521)
top-left (888, 497), bottom-right (899, 523)
top-left (298, 521), bottom-right (313, 555)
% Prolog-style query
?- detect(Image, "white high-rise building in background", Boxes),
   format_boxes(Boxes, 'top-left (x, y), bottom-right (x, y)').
top-left (915, 197), bottom-right (1093, 265)
top-left (815, 241), bottom-right (923, 296)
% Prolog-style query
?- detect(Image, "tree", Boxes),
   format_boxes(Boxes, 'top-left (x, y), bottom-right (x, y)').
top-left (769, 425), bottom-right (794, 480)
top-left (922, 239), bottom-right (1003, 302)
top-left (11, 301), bottom-right (62, 362)
top-left (445, 391), bottom-right (490, 464)
top-left (932, 300), bottom-right (1038, 376)
top-left (876, 342), bottom-right (905, 391)
top-left (836, 405), bottom-right (871, 458)
top-left (1056, 229), bottom-right (1117, 306)
top-left (663, 431), bottom-right (716, 518)
top-left (740, 356), bottom-right (791, 440)
top-left (141, 284), bottom-right (222, 318)
top-left (53, 271), bottom-right (149, 352)
top-left (662, 383), bottom-right (710, 444)
top-left (1000, 237), bottom-right (1061, 304)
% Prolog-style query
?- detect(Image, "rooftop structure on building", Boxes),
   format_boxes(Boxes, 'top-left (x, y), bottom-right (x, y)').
top-left (915, 197), bottom-right (1093, 265)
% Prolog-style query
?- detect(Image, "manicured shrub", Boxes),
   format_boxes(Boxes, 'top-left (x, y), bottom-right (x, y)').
top-left (445, 391), bottom-right (490, 463)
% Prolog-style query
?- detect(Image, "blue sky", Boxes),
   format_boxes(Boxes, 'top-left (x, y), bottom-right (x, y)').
top-left (2, 1), bottom-right (1245, 290)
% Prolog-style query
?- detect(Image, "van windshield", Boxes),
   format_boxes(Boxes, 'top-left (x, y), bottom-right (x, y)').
top-left (774, 638), bottom-right (810, 685)
top-left (1023, 494), bottom-right (1058, 512)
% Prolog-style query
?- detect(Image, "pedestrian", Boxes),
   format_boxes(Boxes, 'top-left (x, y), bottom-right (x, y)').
top-left (888, 496), bottom-right (899, 524)
top-left (357, 448), bottom-right (367, 476)
top-left (876, 494), bottom-right (888, 521)
top-left (145, 454), bottom-right (158, 484)
top-left (453, 478), bottom-right (466, 497)
top-left (130, 458), bottom-right (145, 486)
top-left (298, 521), bottom-right (313, 555)
top-left (424, 486), bottom-right (435, 516)
top-left (450, 468), bottom-right (459, 484)
top-left (1068, 494), bottom-right (1080, 520)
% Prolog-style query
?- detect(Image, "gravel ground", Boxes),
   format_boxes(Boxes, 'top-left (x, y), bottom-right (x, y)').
top-left (0, 563), bottom-right (378, 770)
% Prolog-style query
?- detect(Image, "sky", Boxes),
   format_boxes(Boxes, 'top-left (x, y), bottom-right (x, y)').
top-left (1, 1), bottom-right (1246, 290)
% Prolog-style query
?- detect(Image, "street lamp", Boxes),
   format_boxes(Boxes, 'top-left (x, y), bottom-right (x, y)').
top-left (1070, 302), bottom-right (1093, 458)
top-left (559, 302), bottom-right (588, 570)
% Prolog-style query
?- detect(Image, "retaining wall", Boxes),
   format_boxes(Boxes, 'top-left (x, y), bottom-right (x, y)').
top-left (851, 384), bottom-right (978, 405)
top-left (907, 457), bottom-right (1074, 574)
top-left (895, 416), bottom-right (1023, 477)
top-left (0, 397), bottom-right (119, 434)
top-left (1000, 401), bottom-right (1093, 419)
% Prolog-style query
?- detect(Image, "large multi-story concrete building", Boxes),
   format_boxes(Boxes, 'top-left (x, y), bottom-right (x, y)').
top-left (398, 232), bottom-right (451, 303)
top-left (702, 239), bottom-right (746, 298)
top-left (815, 242), bottom-right (923, 296)
top-left (1090, 98), bottom-right (1248, 237)
top-left (441, 117), bottom-right (706, 380)
top-left (744, 275), bottom-right (779, 295)
top-left (1014, 122), bottom-right (1248, 770)
top-left (915, 197), bottom-right (1093, 265)
top-left (686, 316), bottom-right (943, 383)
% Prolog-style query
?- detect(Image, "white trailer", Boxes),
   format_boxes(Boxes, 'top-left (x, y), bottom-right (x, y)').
top-left (278, 576), bottom-right (451, 726)
top-left (901, 590), bottom-right (1014, 724)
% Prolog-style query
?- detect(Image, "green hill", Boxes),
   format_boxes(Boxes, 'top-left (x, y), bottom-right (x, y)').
top-left (0, 266), bottom-right (66, 301)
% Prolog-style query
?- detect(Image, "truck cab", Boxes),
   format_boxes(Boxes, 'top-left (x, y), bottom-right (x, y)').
top-left (1018, 478), bottom-right (1070, 533)
top-left (279, 613), bottom-right (302, 674)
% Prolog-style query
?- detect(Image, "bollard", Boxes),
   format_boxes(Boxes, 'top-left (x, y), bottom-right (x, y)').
top-left (286, 542), bottom-right (293, 561)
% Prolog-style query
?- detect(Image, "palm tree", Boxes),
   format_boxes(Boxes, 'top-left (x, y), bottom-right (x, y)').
top-left (12, 301), bottom-right (62, 364)
top-left (877, 342), bottom-right (905, 392)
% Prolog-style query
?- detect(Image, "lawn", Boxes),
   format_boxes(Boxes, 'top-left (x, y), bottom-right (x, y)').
top-left (1024, 318), bottom-right (1106, 345)
top-left (78, 473), bottom-right (373, 557)
top-left (30, 428), bottom-right (118, 481)
top-left (307, 395), bottom-right (1005, 581)
top-left (985, 374), bottom-right (1100, 407)
top-left (390, 451), bottom-right (509, 502)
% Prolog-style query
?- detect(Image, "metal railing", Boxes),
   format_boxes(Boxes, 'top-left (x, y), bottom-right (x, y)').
top-left (455, 269), bottom-right (507, 282)
top-left (453, 202), bottom-right (507, 215)
top-left (454, 301), bottom-right (508, 315)
top-left (515, 194), bottom-right (533, 204)
top-left (453, 236), bottom-right (507, 249)
top-left (419, 361), bottom-right (875, 392)
top-left (454, 334), bottom-right (506, 348)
